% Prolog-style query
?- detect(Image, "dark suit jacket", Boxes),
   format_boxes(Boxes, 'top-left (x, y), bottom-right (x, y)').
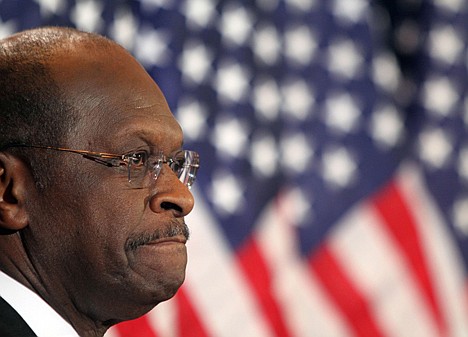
top-left (0, 296), bottom-right (37, 337)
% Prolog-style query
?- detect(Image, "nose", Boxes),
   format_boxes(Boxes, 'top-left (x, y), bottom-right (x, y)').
top-left (148, 167), bottom-right (195, 217)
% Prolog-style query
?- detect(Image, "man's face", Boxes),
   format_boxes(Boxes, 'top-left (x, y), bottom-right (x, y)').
top-left (23, 44), bottom-right (195, 322)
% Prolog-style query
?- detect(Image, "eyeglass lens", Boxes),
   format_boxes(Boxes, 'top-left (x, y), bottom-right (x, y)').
top-left (126, 150), bottom-right (199, 189)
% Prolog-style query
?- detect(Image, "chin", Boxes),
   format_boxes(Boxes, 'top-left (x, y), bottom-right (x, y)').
top-left (153, 270), bottom-right (186, 302)
top-left (102, 278), bottom-right (185, 325)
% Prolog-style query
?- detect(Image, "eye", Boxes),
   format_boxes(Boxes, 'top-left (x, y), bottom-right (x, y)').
top-left (168, 151), bottom-right (186, 173)
top-left (126, 151), bottom-right (147, 168)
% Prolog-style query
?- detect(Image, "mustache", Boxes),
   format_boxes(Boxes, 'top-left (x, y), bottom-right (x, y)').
top-left (125, 219), bottom-right (190, 252)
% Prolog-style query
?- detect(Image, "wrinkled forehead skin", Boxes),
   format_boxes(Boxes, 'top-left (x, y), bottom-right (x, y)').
top-left (46, 35), bottom-right (182, 151)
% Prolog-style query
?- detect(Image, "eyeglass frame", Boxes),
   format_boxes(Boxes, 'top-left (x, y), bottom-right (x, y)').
top-left (0, 144), bottom-right (200, 189)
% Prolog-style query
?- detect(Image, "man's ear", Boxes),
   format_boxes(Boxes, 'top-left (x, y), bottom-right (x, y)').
top-left (0, 153), bottom-right (30, 233)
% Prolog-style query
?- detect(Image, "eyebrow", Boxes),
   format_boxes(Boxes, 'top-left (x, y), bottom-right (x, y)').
top-left (110, 114), bottom-right (183, 145)
top-left (114, 128), bottom-right (183, 151)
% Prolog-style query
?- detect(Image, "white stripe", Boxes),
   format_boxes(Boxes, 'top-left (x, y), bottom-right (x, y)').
top-left (255, 188), bottom-right (353, 337)
top-left (181, 189), bottom-right (274, 337)
top-left (397, 163), bottom-right (468, 337)
top-left (146, 295), bottom-right (178, 337)
top-left (104, 328), bottom-right (121, 337)
top-left (329, 195), bottom-right (439, 337)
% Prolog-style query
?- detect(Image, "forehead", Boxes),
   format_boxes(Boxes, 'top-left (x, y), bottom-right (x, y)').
top-left (50, 44), bottom-right (182, 151)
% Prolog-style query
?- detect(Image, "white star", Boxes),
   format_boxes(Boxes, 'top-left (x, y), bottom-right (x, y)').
top-left (109, 9), bottom-right (137, 50)
top-left (34, 0), bottom-right (65, 16)
top-left (428, 25), bottom-right (463, 65)
top-left (140, 0), bottom-right (174, 11)
top-left (182, 0), bottom-right (216, 29)
top-left (0, 19), bottom-right (16, 39)
top-left (418, 128), bottom-right (453, 169)
top-left (422, 77), bottom-right (459, 117)
top-left (210, 172), bottom-right (244, 215)
top-left (176, 98), bottom-right (208, 141)
top-left (70, 0), bottom-right (104, 32)
top-left (178, 41), bottom-right (213, 84)
top-left (215, 61), bottom-right (250, 104)
top-left (333, 0), bottom-right (369, 24)
top-left (282, 79), bottom-right (315, 120)
top-left (285, 0), bottom-right (317, 12)
top-left (219, 5), bottom-right (254, 47)
top-left (321, 147), bottom-right (357, 189)
top-left (458, 147), bottom-right (468, 183)
top-left (372, 52), bottom-right (400, 93)
top-left (370, 105), bottom-right (404, 149)
top-left (327, 40), bottom-right (364, 80)
top-left (250, 131), bottom-right (278, 178)
top-left (280, 132), bottom-right (314, 174)
top-left (284, 25), bottom-right (317, 66)
top-left (453, 197), bottom-right (468, 237)
top-left (252, 78), bottom-right (281, 121)
top-left (284, 187), bottom-right (313, 226)
top-left (434, 0), bottom-right (464, 12)
top-left (134, 27), bottom-right (170, 67)
top-left (324, 93), bottom-right (361, 134)
top-left (252, 24), bottom-right (281, 65)
top-left (211, 117), bottom-right (249, 158)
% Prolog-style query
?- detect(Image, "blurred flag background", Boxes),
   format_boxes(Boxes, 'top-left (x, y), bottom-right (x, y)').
top-left (1, 0), bottom-right (468, 336)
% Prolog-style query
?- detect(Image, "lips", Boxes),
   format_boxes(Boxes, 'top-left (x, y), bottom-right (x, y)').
top-left (148, 235), bottom-right (187, 245)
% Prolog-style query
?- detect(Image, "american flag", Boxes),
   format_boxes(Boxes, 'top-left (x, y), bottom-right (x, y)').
top-left (2, 0), bottom-right (468, 336)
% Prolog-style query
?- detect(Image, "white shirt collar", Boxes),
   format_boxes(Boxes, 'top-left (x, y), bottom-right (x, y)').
top-left (0, 270), bottom-right (79, 337)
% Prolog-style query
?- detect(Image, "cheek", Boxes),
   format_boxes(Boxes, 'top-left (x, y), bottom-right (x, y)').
top-left (84, 192), bottom-right (140, 256)
top-left (32, 179), bottom-right (140, 275)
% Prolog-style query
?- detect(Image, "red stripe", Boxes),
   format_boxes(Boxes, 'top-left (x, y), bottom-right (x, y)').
top-left (310, 245), bottom-right (387, 337)
top-left (114, 314), bottom-right (159, 337)
top-left (237, 237), bottom-right (292, 337)
top-left (372, 181), bottom-right (446, 336)
top-left (465, 280), bottom-right (468, 313)
top-left (175, 286), bottom-right (210, 337)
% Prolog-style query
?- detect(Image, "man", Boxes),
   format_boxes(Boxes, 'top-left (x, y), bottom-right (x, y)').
top-left (0, 26), bottom-right (199, 336)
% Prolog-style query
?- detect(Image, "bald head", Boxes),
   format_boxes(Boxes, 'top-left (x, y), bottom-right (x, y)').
top-left (0, 26), bottom-right (117, 64)
top-left (0, 27), bottom-right (125, 186)
top-left (0, 27), bottom-right (121, 144)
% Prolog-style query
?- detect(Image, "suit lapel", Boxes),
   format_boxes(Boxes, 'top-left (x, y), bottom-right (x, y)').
top-left (0, 296), bottom-right (37, 337)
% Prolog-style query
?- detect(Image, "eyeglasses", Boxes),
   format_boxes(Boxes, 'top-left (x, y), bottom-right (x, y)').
top-left (1, 144), bottom-right (200, 189)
